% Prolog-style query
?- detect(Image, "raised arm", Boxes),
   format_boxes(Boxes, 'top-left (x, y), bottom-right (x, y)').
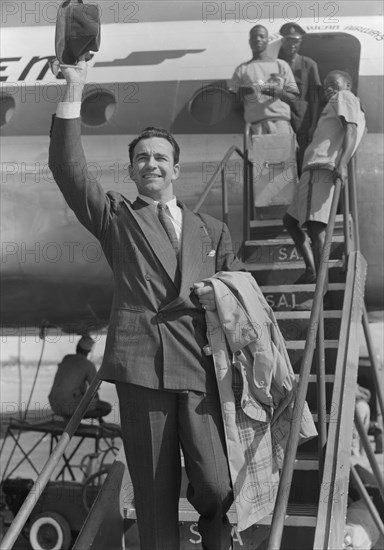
top-left (49, 60), bottom-right (115, 239)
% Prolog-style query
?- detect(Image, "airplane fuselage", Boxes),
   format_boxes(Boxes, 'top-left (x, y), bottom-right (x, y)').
top-left (1, 14), bottom-right (383, 332)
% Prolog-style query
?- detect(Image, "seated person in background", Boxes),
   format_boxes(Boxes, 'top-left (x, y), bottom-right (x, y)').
top-left (49, 335), bottom-right (112, 420)
top-left (278, 23), bottom-right (321, 175)
top-left (229, 24), bottom-right (300, 134)
top-left (283, 70), bottom-right (366, 285)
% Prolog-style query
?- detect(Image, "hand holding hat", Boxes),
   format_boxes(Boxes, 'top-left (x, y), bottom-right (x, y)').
top-left (54, 0), bottom-right (101, 70)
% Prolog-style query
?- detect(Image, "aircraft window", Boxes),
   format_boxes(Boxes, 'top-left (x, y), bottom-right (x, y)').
top-left (189, 85), bottom-right (233, 125)
top-left (81, 90), bottom-right (116, 127)
top-left (0, 95), bottom-right (16, 126)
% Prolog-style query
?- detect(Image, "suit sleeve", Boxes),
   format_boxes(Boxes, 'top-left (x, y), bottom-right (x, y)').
top-left (215, 222), bottom-right (243, 272)
top-left (49, 116), bottom-right (116, 240)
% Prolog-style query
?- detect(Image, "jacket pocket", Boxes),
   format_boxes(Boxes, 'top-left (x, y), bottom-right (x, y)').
top-left (108, 308), bottom-right (145, 345)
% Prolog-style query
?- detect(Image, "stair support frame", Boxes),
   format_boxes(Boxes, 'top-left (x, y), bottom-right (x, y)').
top-left (313, 251), bottom-right (367, 550)
top-left (0, 373), bottom-right (102, 550)
top-left (267, 179), bottom-right (343, 550)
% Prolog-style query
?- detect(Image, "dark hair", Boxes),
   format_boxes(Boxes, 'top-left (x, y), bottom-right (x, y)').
top-left (76, 345), bottom-right (89, 356)
top-left (128, 127), bottom-right (180, 165)
top-left (326, 70), bottom-right (353, 86)
top-left (249, 24), bottom-right (268, 37)
top-left (279, 23), bottom-right (306, 37)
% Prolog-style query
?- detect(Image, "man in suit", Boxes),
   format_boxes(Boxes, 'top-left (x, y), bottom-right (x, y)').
top-left (49, 59), bottom-right (240, 550)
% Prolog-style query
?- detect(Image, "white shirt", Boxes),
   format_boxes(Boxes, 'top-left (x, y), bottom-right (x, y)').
top-left (229, 59), bottom-right (298, 124)
top-left (303, 90), bottom-right (366, 172)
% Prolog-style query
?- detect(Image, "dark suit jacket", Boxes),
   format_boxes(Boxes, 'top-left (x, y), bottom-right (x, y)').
top-left (49, 117), bottom-right (241, 393)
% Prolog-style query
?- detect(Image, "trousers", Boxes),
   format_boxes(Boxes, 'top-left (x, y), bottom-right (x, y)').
top-left (116, 383), bottom-right (234, 550)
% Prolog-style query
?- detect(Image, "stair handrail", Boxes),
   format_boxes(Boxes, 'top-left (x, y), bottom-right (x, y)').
top-left (347, 155), bottom-right (384, 433)
top-left (193, 144), bottom-right (251, 216)
top-left (347, 156), bottom-right (384, 421)
top-left (0, 372), bottom-right (102, 550)
top-left (310, 154), bottom-right (384, 548)
top-left (348, 156), bottom-right (360, 251)
top-left (313, 250), bottom-right (367, 548)
top-left (193, 132), bottom-right (255, 262)
top-left (243, 122), bottom-right (253, 245)
top-left (345, 156), bottom-right (384, 442)
top-left (267, 177), bottom-right (343, 550)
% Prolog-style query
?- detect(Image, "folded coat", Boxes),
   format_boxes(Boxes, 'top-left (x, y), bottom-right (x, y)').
top-left (204, 271), bottom-right (317, 531)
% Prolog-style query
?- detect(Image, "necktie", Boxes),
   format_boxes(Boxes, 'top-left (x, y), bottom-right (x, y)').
top-left (157, 202), bottom-right (179, 255)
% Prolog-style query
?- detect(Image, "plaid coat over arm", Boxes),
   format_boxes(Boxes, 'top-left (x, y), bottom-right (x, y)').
top-left (204, 271), bottom-right (317, 531)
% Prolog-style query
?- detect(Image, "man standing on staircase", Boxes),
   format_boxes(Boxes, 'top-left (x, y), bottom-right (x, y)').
top-left (49, 58), bottom-right (243, 550)
top-left (278, 23), bottom-right (322, 175)
top-left (229, 24), bottom-right (300, 134)
top-left (283, 70), bottom-right (366, 285)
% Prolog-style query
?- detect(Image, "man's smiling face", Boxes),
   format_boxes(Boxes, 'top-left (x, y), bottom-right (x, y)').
top-left (323, 72), bottom-right (351, 102)
top-left (129, 137), bottom-right (180, 201)
top-left (249, 26), bottom-right (269, 55)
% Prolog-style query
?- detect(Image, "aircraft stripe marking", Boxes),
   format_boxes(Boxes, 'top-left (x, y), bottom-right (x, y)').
top-left (94, 49), bottom-right (206, 67)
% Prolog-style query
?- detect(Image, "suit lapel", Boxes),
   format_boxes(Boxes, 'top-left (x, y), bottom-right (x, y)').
top-left (126, 199), bottom-right (212, 299)
top-left (128, 198), bottom-right (179, 284)
top-left (179, 205), bottom-right (212, 296)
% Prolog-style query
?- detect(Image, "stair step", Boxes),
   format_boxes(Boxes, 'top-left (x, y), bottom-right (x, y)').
top-left (247, 260), bottom-right (345, 285)
top-left (295, 452), bottom-right (319, 471)
top-left (295, 374), bottom-right (335, 383)
top-left (312, 412), bottom-right (335, 423)
top-left (244, 236), bottom-right (344, 263)
top-left (250, 215), bottom-right (344, 229)
top-left (260, 283), bottom-right (345, 311)
top-left (249, 215), bottom-right (345, 239)
top-left (250, 219), bottom-right (284, 229)
top-left (261, 283), bottom-right (345, 292)
top-left (125, 500), bottom-right (317, 527)
top-left (273, 310), bottom-right (342, 340)
top-left (286, 340), bottom-right (339, 349)
top-left (287, 340), bottom-right (339, 374)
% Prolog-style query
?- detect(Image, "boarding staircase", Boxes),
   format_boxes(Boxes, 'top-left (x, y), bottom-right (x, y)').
top-left (1, 132), bottom-right (383, 549)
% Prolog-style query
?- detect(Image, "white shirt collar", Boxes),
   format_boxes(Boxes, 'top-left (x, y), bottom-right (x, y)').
top-left (138, 194), bottom-right (177, 207)
top-left (138, 194), bottom-right (182, 243)
top-left (138, 194), bottom-right (181, 221)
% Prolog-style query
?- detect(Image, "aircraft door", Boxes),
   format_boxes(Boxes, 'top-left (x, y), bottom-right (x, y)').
top-left (299, 32), bottom-right (361, 99)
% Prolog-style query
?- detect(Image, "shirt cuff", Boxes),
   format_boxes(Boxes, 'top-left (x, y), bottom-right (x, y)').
top-left (56, 102), bottom-right (82, 119)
